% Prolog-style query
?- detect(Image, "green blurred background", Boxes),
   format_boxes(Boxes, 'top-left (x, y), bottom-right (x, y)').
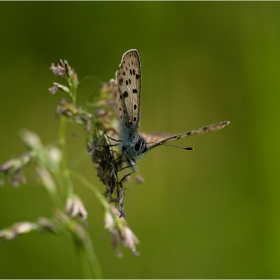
top-left (1, 2), bottom-right (280, 278)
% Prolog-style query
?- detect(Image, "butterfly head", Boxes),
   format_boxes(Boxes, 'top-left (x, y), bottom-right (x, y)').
top-left (121, 136), bottom-right (148, 161)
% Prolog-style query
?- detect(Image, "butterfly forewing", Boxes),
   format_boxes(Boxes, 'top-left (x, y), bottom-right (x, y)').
top-left (142, 121), bottom-right (230, 151)
top-left (140, 132), bottom-right (174, 149)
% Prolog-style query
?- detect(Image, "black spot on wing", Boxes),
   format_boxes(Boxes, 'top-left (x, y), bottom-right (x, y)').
top-left (123, 91), bottom-right (128, 98)
top-left (133, 89), bottom-right (137, 94)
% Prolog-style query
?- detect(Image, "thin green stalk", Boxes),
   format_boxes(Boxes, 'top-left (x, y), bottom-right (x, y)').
top-left (58, 118), bottom-right (103, 278)
top-left (59, 116), bottom-right (73, 200)
top-left (72, 229), bottom-right (103, 279)
top-left (67, 76), bottom-right (76, 106)
top-left (64, 172), bottom-right (105, 279)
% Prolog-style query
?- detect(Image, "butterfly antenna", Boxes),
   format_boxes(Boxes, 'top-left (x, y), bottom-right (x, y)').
top-left (160, 143), bottom-right (194, 150)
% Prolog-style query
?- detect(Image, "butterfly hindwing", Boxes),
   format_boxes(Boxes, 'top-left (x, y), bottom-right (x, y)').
top-left (112, 49), bottom-right (142, 142)
top-left (110, 78), bottom-right (132, 139)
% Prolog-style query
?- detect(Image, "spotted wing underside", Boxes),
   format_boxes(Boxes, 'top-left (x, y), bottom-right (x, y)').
top-left (110, 49), bottom-right (141, 142)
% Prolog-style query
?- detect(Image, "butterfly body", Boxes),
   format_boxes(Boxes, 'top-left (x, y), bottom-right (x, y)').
top-left (110, 49), bottom-right (229, 176)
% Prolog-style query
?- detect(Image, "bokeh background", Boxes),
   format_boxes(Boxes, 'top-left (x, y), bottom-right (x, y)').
top-left (1, 2), bottom-right (280, 278)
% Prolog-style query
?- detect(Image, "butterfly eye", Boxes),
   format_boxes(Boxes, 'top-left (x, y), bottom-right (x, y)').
top-left (142, 145), bottom-right (147, 153)
top-left (134, 139), bottom-right (147, 154)
top-left (134, 142), bottom-right (140, 151)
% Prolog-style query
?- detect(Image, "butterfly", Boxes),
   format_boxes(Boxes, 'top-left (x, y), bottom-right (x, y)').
top-left (110, 49), bottom-right (229, 182)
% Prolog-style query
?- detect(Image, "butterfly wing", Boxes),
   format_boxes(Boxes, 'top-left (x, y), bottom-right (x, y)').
top-left (110, 49), bottom-right (141, 142)
top-left (140, 132), bottom-right (174, 149)
top-left (142, 121), bottom-right (230, 151)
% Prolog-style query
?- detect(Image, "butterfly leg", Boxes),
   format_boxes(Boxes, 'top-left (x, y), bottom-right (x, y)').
top-left (119, 169), bottom-right (136, 184)
top-left (118, 163), bottom-right (132, 172)
top-left (119, 160), bottom-right (137, 184)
